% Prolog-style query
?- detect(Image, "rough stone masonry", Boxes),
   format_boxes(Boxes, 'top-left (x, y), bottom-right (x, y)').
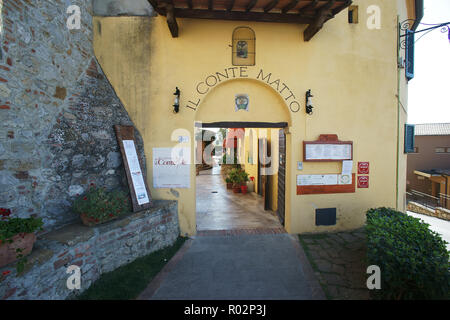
top-left (0, 0), bottom-right (180, 300)
top-left (0, 0), bottom-right (147, 231)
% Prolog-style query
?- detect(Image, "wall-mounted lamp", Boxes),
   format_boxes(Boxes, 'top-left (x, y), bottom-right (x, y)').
top-left (173, 87), bottom-right (180, 113)
top-left (305, 89), bottom-right (313, 115)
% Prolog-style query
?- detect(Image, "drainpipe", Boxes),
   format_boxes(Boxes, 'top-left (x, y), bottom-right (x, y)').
top-left (395, 15), bottom-right (401, 210)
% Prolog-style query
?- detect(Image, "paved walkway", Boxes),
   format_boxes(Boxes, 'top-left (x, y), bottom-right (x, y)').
top-left (138, 232), bottom-right (324, 300)
top-left (196, 166), bottom-right (282, 231)
top-left (299, 228), bottom-right (370, 300)
top-left (406, 211), bottom-right (450, 251)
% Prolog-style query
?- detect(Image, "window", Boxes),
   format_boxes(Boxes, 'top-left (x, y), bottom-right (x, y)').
top-left (232, 27), bottom-right (255, 66)
top-left (404, 124), bottom-right (415, 153)
top-left (348, 6), bottom-right (359, 24)
top-left (405, 29), bottom-right (415, 81)
top-left (435, 147), bottom-right (450, 154)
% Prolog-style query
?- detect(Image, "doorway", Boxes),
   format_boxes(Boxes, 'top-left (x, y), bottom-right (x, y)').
top-left (196, 122), bottom-right (287, 231)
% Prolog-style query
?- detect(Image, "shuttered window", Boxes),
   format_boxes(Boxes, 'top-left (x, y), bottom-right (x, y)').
top-left (405, 29), bottom-right (415, 81)
top-left (404, 124), bottom-right (415, 153)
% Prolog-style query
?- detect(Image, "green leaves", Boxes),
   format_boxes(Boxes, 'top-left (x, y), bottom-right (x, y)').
top-left (72, 186), bottom-right (131, 223)
top-left (0, 217), bottom-right (43, 243)
top-left (366, 207), bottom-right (450, 300)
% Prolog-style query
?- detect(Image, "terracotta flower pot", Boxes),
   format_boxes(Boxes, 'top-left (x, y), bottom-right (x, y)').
top-left (0, 233), bottom-right (36, 268)
top-left (80, 213), bottom-right (117, 227)
top-left (241, 185), bottom-right (248, 195)
top-left (232, 186), bottom-right (241, 193)
top-left (226, 183), bottom-right (232, 189)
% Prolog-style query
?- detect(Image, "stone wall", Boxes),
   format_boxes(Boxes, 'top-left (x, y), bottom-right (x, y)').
top-left (0, 0), bottom-right (147, 231)
top-left (407, 202), bottom-right (450, 221)
top-left (0, 200), bottom-right (179, 300)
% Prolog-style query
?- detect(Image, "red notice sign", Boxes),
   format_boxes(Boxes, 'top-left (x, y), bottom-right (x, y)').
top-left (357, 176), bottom-right (369, 188)
top-left (358, 162), bottom-right (370, 174)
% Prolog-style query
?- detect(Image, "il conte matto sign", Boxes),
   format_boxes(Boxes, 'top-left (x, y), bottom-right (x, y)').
top-left (185, 67), bottom-right (302, 113)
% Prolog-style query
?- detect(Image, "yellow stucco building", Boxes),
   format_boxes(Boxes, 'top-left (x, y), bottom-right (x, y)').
top-left (92, 0), bottom-right (422, 235)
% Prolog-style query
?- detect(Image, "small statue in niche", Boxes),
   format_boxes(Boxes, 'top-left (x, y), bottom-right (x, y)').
top-left (236, 40), bottom-right (248, 58)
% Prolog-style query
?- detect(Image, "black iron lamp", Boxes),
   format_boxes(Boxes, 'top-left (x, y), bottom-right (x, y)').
top-left (305, 89), bottom-right (313, 115)
top-left (173, 87), bottom-right (180, 113)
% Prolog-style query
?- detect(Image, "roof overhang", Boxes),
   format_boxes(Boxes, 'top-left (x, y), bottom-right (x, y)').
top-left (147, 0), bottom-right (352, 40)
top-left (412, 0), bottom-right (424, 31)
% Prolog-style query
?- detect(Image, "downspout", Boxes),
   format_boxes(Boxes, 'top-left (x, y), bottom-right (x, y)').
top-left (396, 15), bottom-right (401, 210)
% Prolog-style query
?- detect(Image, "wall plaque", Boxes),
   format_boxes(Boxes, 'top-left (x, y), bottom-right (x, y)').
top-left (357, 176), bottom-right (369, 188)
top-left (303, 134), bottom-right (353, 162)
top-left (153, 147), bottom-right (190, 189)
top-left (358, 162), bottom-right (370, 174)
top-left (114, 125), bottom-right (152, 212)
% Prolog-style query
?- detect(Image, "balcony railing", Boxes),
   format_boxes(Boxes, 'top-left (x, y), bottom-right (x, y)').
top-left (406, 190), bottom-right (440, 209)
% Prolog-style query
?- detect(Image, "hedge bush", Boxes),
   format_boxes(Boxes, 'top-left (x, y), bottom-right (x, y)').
top-left (366, 207), bottom-right (450, 300)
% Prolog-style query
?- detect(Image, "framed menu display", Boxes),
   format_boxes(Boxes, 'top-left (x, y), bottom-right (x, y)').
top-left (114, 125), bottom-right (152, 212)
top-left (303, 134), bottom-right (353, 162)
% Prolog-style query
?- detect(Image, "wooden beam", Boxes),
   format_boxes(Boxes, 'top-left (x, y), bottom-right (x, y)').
top-left (227, 0), bottom-right (235, 11)
top-left (263, 0), bottom-right (279, 13)
top-left (208, 0), bottom-right (213, 10)
top-left (147, 0), bottom-right (165, 15)
top-left (246, 0), bottom-right (258, 12)
top-left (332, 0), bottom-right (352, 15)
top-left (187, 0), bottom-right (193, 9)
top-left (298, 0), bottom-right (318, 14)
top-left (199, 121), bottom-right (288, 128)
top-left (282, 0), bottom-right (299, 14)
top-left (303, 0), bottom-right (335, 41)
top-left (166, 3), bottom-right (179, 37)
top-left (160, 8), bottom-right (314, 24)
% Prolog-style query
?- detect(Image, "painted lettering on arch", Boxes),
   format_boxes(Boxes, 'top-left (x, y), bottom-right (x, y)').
top-left (186, 67), bottom-right (301, 112)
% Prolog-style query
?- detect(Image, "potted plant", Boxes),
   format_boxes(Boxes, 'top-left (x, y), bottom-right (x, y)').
top-left (240, 171), bottom-right (249, 194)
top-left (225, 177), bottom-right (233, 189)
top-left (73, 184), bottom-right (131, 227)
top-left (229, 168), bottom-right (242, 193)
top-left (0, 208), bottom-right (43, 272)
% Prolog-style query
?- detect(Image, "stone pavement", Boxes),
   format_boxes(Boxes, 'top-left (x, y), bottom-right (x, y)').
top-left (138, 232), bottom-right (325, 300)
top-left (196, 167), bottom-right (282, 230)
top-left (298, 228), bottom-right (371, 300)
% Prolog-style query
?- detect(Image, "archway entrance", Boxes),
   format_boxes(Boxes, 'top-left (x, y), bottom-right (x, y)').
top-left (195, 121), bottom-right (288, 232)
top-left (193, 78), bottom-right (292, 233)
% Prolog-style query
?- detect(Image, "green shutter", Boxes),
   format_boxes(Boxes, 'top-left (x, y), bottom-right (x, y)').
top-left (405, 30), bottom-right (415, 81)
top-left (404, 124), bottom-right (415, 153)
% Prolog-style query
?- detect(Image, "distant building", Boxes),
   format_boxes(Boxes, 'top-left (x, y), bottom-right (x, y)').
top-left (407, 123), bottom-right (450, 209)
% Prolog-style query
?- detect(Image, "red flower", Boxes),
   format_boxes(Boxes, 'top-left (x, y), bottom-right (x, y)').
top-left (83, 197), bottom-right (87, 201)
top-left (2, 270), bottom-right (11, 276)
top-left (95, 218), bottom-right (99, 222)
top-left (0, 208), bottom-right (11, 217)
top-left (108, 214), bottom-right (114, 217)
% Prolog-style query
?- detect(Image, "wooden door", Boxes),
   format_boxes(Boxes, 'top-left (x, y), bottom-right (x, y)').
top-left (258, 138), bottom-right (270, 210)
top-left (277, 129), bottom-right (286, 226)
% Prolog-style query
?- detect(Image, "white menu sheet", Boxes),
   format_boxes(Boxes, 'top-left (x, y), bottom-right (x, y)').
top-left (123, 140), bottom-right (150, 205)
top-left (305, 144), bottom-right (352, 160)
top-left (153, 147), bottom-right (190, 189)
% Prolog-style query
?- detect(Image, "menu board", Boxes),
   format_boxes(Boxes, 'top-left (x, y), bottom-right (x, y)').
top-left (297, 174), bottom-right (352, 186)
top-left (305, 144), bottom-right (352, 161)
top-left (303, 134), bottom-right (353, 162)
top-left (123, 140), bottom-right (150, 205)
top-left (114, 125), bottom-right (152, 212)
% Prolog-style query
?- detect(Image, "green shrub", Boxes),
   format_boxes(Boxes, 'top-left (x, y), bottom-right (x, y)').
top-left (73, 185), bottom-right (131, 223)
top-left (366, 207), bottom-right (450, 300)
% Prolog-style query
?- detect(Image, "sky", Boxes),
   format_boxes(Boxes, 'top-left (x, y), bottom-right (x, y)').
top-left (407, 0), bottom-right (450, 124)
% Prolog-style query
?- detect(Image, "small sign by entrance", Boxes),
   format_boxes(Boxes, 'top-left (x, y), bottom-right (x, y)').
top-left (357, 176), bottom-right (369, 188)
top-left (358, 162), bottom-right (370, 174)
